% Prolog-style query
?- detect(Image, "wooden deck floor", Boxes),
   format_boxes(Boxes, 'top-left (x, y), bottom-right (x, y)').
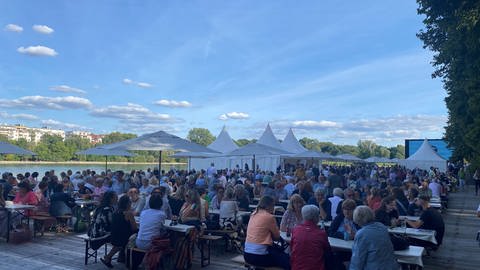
top-left (1, 187), bottom-right (480, 270)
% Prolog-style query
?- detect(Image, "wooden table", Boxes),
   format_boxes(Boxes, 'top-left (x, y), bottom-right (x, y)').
top-left (4, 203), bottom-right (36, 243)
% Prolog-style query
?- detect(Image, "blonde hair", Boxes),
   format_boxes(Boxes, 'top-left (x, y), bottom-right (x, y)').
top-left (150, 176), bottom-right (159, 186)
top-left (287, 194), bottom-right (305, 211)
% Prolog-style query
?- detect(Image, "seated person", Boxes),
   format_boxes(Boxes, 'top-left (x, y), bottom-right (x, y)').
top-left (0, 185), bottom-right (7, 238)
top-left (210, 186), bottom-right (225, 210)
top-left (280, 194), bottom-right (305, 232)
top-left (328, 199), bottom-right (358, 240)
top-left (49, 183), bottom-right (76, 217)
top-left (291, 205), bottom-right (332, 270)
top-left (307, 190), bottom-right (332, 221)
top-left (127, 188), bottom-right (145, 216)
top-left (179, 189), bottom-right (202, 229)
top-left (244, 196), bottom-right (290, 270)
top-left (89, 191), bottom-right (117, 239)
top-left (169, 185), bottom-right (186, 216)
top-left (406, 195), bottom-right (445, 248)
top-left (219, 187), bottom-right (238, 230)
top-left (350, 206), bottom-right (398, 270)
top-left (375, 195), bottom-right (400, 227)
top-left (101, 195), bottom-right (138, 268)
top-left (13, 181), bottom-right (39, 217)
top-left (77, 181), bottom-right (93, 199)
top-left (136, 193), bottom-right (168, 250)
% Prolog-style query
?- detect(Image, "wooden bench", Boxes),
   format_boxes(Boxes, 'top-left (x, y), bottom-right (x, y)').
top-left (76, 233), bottom-right (109, 265)
top-left (231, 255), bottom-right (283, 270)
top-left (126, 247), bottom-right (147, 270)
top-left (204, 229), bottom-right (239, 252)
top-left (199, 234), bottom-right (223, 267)
top-left (30, 215), bottom-right (56, 237)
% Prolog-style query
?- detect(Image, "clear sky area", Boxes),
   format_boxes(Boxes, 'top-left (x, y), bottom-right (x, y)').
top-left (0, 0), bottom-right (446, 146)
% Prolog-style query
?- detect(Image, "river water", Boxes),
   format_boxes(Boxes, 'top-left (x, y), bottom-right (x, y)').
top-left (0, 163), bottom-right (187, 175)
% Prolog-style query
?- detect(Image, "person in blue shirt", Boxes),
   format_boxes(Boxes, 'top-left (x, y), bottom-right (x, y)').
top-left (350, 206), bottom-right (398, 270)
top-left (111, 171), bottom-right (130, 195)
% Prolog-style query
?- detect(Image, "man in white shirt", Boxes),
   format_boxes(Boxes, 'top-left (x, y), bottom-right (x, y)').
top-left (428, 179), bottom-right (442, 198)
top-left (329, 188), bottom-right (344, 220)
top-left (206, 163), bottom-right (216, 179)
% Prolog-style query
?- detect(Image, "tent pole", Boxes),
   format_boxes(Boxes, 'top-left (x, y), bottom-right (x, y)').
top-left (158, 150), bottom-right (162, 176)
top-left (252, 154), bottom-right (256, 172)
top-left (105, 155), bottom-right (108, 173)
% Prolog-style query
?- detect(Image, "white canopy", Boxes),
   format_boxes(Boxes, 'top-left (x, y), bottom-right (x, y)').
top-left (207, 126), bottom-right (238, 153)
top-left (280, 128), bottom-right (307, 154)
top-left (401, 139), bottom-right (447, 172)
top-left (364, 156), bottom-right (392, 163)
top-left (289, 150), bottom-right (334, 159)
top-left (257, 124), bottom-right (283, 150)
top-left (227, 143), bottom-right (291, 156)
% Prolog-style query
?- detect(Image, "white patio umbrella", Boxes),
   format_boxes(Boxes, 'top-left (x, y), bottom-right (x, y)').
top-left (0, 141), bottom-right (36, 155)
top-left (101, 130), bottom-right (218, 172)
top-left (76, 147), bottom-right (134, 172)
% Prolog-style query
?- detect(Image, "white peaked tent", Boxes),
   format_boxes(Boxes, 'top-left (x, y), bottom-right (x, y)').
top-left (281, 128), bottom-right (307, 154)
top-left (257, 123), bottom-right (283, 150)
top-left (208, 126), bottom-right (239, 153)
top-left (400, 139), bottom-right (447, 172)
top-left (189, 126), bottom-right (239, 170)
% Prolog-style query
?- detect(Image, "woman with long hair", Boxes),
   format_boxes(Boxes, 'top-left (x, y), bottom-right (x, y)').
top-left (101, 195), bottom-right (137, 268)
top-left (280, 194), bottom-right (305, 232)
top-left (244, 195), bottom-right (290, 270)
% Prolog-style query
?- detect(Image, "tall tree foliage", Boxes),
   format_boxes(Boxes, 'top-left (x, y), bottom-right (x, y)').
top-left (417, 0), bottom-right (480, 164)
top-left (187, 128), bottom-right (215, 146)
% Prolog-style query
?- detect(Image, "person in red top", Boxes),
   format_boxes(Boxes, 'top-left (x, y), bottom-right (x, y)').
top-left (13, 181), bottom-right (38, 207)
top-left (291, 204), bottom-right (332, 270)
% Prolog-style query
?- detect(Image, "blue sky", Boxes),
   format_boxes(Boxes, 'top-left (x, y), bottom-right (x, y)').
top-left (0, 0), bottom-right (446, 146)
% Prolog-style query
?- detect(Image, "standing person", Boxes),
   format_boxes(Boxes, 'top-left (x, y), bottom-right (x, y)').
top-left (244, 196), bottom-right (290, 270)
top-left (474, 169), bottom-right (480, 196)
top-left (101, 196), bottom-right (137, 268)
top-left (291, 205), bottom-right (332, 270)
top-left (0, 185), bottom-right (7, 239)
top-left (350, 206), bottom-right (398, 270)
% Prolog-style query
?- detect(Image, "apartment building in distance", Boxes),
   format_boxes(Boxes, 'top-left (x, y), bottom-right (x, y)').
top-left (66, 131), bottom-right (104, 144)
top-left (0, 124), bottom-right (66, 143)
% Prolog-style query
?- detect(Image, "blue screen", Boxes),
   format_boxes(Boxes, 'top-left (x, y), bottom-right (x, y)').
top-left (406, 139), bottom-right (452, 160)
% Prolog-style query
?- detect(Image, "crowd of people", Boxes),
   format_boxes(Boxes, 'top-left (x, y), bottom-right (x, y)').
top-left (0, 161), bottom-right (462, 269)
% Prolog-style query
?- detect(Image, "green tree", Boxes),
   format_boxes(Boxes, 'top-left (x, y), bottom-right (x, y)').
top-left (101, 132), bottom-right (137, 145)
top-left (187, 128), bottom-right (215, 146)
top-left (34, 134), bottom-right (71, 161)
top-left (417, 0), bottom-right (480, 164)
top-left (235, 139), bottom-right (256, 147)
top-left (357, 140), bottom-right (377, 159)
top-left (389, 145), bottom-right (405, 159)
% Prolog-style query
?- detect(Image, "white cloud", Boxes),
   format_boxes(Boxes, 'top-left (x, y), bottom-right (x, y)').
top-left (50, 85), bottom-right (86, 94)
top-left (0, 111), bottom-right (38, 120)
top-left (32, 25), bottom-right (54, 34)
top-left (154, 99), bottom-right (192, 108)
top-left (0, 95), bottom-right (92, 110)
top-left (292, 120), bottom-right (339, 129)
top-left (17, 46), bottom-right (58, 56)
top-left (137, 82), bottom-right (153, 88)
top-left (219, 112), bottom-right (250, 120)
top-left (4, 24), bottom-right (23, 32)
top-left (91, 103), bottom-right (173, 125)
top-left (41, 119), bottom-right (88, 130)
top-left (122, 78), bottom-right (153, 88)
top-left (122, 78), bottom-right (133, 84)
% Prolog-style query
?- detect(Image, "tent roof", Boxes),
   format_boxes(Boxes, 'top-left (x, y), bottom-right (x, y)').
top-left (76, 147), bottom-right (134, 157)
top-left (288, 150), bottom-right (334, 159)
top-left (207, 126), bottom-right (239, 153)
top-left (226, 142), bottom-right (290, 156)
top-left (257, 124), bottom-right (283, 150)
top-left (280, 128), bottom-right (307, 154)
top-left (102, 130), bottom-right (218, 153)
top-left (364, 156), bottom-right (391, 163)
top-left (407, 139), bottom-right (446, 161)
top-left (0, 141), bottom-right (36, 155)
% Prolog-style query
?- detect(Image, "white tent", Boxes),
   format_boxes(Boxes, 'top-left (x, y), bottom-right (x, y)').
top-left (257, 123), bottom-right (283, 150)
top-left (226, 143), bottom-right (291, 172)
top-left (400, 139), bottom-right (447, 172)
top-left (364, 156), bottom-right (392, 163)
top-left (281, 128), bottom-right (307, 154)
top-left (189, 127), bottom-right (238, 170)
